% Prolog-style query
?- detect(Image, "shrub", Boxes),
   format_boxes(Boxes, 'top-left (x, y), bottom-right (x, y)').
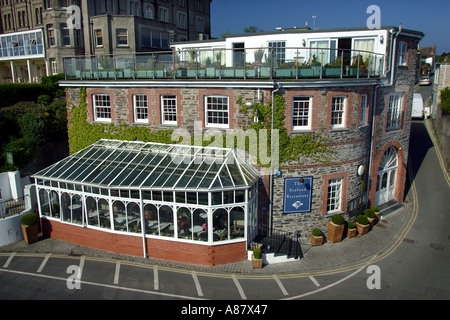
top-left (441, 87), bottom-right (450, 114)
top-left (312, 228), bottom-right (322, 237)
top-left (347, 221), bottom-right (356, 229)
top-left (37, 95), bottom-right (52, 105)
top-left (20, 212), bottom-right (39, 226)
top-left (356, 214), bottom-right (370, 226)
top-left (371, 206), bottom-right (380, 212)
top-left (253, 248), bottom-right (262, 259)
top-left (331, 214), bottom-right (345, 225)
top-left (364, 208), bottom-right (376, 219)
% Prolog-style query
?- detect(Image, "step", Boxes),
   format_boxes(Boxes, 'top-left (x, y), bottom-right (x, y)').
top-left (378, 200), bottom-right (404, 217)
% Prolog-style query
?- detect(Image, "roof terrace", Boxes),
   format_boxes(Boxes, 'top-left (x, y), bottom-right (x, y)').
top-left (63, 46), bottom-right (385, 81)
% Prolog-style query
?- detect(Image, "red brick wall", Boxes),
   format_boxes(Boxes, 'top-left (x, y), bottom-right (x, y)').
top-left (41, 218), bottom-right (247, 266)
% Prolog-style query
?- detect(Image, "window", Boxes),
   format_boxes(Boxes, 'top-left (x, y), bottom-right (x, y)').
top-left (178, 12), bottom-right (187, 29)
top-left (161, 95), bottom-right (177, 124)
top-left (398, 41), bottom-right (407, 66)
top-left (60, 23), bottom-right (70, 47)
top-left (44, 0), bottom-right (52, 9)
top-left (95, 30), bottom-right (103, 47)
top-left (331, 96), bottom-right (346, 128)
top-left (196, 16), bottom-right (205, 33)
top-left (50, 59), bottom-right (58, 75)
top-left (360, 94), bottom-right (368, 126)
top-left (387, 93), bottom-right (403, 130)
top-left (292, 96), bottom-right (311, 130)
top-left (93, 94), bottom-right (111, 121)
top-left (205, 96), bottom-right (229, 128)
top-left (116, 29), bottom-right (128, 46)
top-left (327, 178), bottom-right (342, 213)
top-left (145, 5), bottom-right (153, 19)
top-left (133, 94), bottom-right (148, 123)
top-left (46, 24), bottom-right (55, 47)
top-left (159, 7), bottom-right (169, 22)
top-left (268, 41), bottom-right (286, 64)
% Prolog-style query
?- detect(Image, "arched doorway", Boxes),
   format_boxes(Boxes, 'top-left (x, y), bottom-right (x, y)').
top-left (375, 147), bottom-right (398, 205)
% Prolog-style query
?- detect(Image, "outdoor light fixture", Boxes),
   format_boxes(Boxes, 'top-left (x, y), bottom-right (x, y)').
top-left (302, 39), bottom-right (306, 47)
top-left (299, 177), bottom-right (305, 183)
top-left (357, 165), bottom-right (365, 176)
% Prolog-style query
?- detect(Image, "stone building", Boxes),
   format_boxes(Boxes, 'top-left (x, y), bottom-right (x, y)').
top-left (0, 0), bottom-right (211, 83)
top-left (34, 25), bottom-right (423, 266)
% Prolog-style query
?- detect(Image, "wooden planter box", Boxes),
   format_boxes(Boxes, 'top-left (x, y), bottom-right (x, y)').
top-left (327, 221), bottom-right (345, 243)
top-left (356, 222), bottom-right (370, 236)
top-left (21, 224), bottom-right (38, 244)
top-left (310, 234), bottom-right (323, 246)
top-left (252, 254), bottom-right (263, 269)
top-left (347, 228), bottom-right (357, 238)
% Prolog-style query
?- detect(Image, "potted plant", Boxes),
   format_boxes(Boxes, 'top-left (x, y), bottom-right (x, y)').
top-left (20, 212), bottom-right (40, 244)
top-left (252, 248), bottom-right (263, 269)
top-left (310, 228), bottom-right (323, 246)
top-left (356, 214), bottom-right (370, 235)
top-left (347, 221), bottom-right (357, 238)
top-left (371, 206), bottom-right (381, 220)
top-left (328, 214), bottom-right (345, 243)
top-left (364, 208), bottom-right (377, 226)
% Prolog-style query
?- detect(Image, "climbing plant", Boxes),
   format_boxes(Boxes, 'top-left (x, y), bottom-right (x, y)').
top-left (237, 95), bottom-right (335, 165)
top-left (68, 88), bottom-right (174, 154)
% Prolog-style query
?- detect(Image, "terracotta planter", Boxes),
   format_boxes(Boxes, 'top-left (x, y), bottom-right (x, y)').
top-left (367, 217), bottom-right (376, 226)
top-left (347, 228), bottom-right (357, 238)
top-left (327, 221), bottom-right (345, 243)
top-left (21, 224), bottom-right (38, 244)
top-left (375, 212), bottom-right (381, 221)
top-left (252, 255), bottom-right (263, 269)
top-left (356, 222), bottom-right (370, 236)
top-left (310, 234), bottom-right (323, 246)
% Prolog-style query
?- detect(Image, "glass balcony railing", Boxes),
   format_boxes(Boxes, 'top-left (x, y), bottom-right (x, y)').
top-left (63, 47), bottom-right (385, 81)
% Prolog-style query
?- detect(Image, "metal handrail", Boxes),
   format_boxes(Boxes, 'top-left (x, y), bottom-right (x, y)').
top-left (63, 46), bottom-right (386, 81)
top-left (0, 195), bottom-right (28, 219)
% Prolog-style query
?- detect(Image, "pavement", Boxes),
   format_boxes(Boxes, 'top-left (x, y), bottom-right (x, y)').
top-left (0, 200), bottom-right (414, 276)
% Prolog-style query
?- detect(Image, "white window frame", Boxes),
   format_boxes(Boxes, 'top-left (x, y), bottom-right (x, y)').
top-left (331, 96), bottom-right (346, 129)
top-left (205, 95), bottom-right (229, 128)
top-left (387, 93), bottom-right (403, 130)
top-left (161, 95), bottom-right (177, 125)
top-left (398, 41), bottom-right (407, 66)
top-left (177, 11), bottom-right (187, 29)
top-left (327, 178), bottom-right (342, 214)
top-left (133, 94), bottom-right (148, 123)
top-left (292, 96), bottom-right (311, 130)
top-left (145, 5), bottom-right (153, 19)
top-left (360, 94), bottom-right (368, 126)
top-left (94, 29), bottom-right (103, 47)
top-left (93, 94), bottom-right (111, 122)
top-left (116, 28), bottom-right (128, 47)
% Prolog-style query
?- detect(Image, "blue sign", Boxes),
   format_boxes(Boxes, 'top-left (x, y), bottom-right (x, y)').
top-left (283, 177), bottom-right (313, 214)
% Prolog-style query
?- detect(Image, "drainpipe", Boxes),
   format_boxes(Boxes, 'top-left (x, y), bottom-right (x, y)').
top-left (367, 84), bottom-right (381, 205)
top-left (268, 81), bottom-right (280, 234)
top-left (389, 25), bottom-right (402, 85)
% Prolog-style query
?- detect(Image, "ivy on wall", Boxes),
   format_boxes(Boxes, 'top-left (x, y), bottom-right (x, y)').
top-left (237, 95), bottom-right (335, 165)
top-left (69, 87), bottom-right (334, 166)
top-left (68, 87), bottom-right (174, 154)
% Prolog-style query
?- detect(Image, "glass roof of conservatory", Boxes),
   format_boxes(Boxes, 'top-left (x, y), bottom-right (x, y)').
top-left (33, 139), bottom-right (260, 191)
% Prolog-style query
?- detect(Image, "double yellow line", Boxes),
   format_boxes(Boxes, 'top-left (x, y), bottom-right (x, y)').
top-left (424, 119), bottom-right (450, 187)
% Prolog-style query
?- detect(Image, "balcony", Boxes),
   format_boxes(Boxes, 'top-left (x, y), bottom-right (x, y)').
top-left (63, 47), bottom-right (385, 81)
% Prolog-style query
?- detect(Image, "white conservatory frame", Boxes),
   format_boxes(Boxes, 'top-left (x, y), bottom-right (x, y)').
top-left (32, 139), bottom-right (260, 249)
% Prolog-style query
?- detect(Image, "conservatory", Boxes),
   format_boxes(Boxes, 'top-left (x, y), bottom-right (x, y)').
top-left (32, 139), bottom-right (260, 264)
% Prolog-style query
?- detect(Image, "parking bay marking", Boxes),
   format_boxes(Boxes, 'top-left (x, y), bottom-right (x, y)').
top-left (2, 252), bottom-right (16, 268)
top-left (191, 271), bottom-right (204, 297)
top-left (37, 254), bottom-right (51, 273)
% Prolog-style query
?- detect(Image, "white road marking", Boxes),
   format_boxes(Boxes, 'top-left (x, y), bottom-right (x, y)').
top-left (37, 254), bottom-right (51, 273)
top-left (232, 274), bottom-right (247, 300)
top-left (0, 268), bottom-right (205, 300)
top-left (191, 271), bottom-right (204, 297)
top-left (153, 265), bottom-right (159, 290)
top-left (273, 274), bottom-right (289, 296)
top-left (114, 261), bottom-right (121, 284)
top-left (3, 252), bottom-right (15, 268)
top-left (309, 275), bottom-right (320, 287)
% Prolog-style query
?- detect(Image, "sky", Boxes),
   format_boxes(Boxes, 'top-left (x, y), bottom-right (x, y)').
top-left (210, 0), bottom-right (450, 54)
